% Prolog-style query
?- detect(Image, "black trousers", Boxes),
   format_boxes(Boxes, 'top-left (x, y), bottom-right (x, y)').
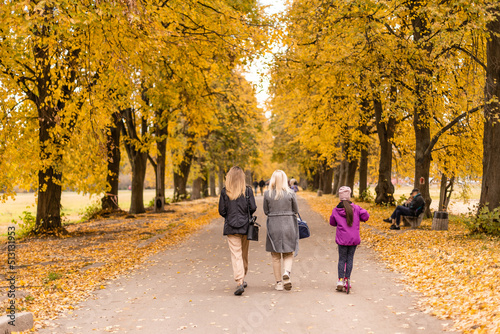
top-left (338, 245), bottom-right (357, 279)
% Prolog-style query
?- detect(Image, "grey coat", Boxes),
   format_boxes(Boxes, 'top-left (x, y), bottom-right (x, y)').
top-left (264, 190), bottom-right (299, 254)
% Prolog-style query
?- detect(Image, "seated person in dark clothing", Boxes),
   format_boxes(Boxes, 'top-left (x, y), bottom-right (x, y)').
top-left (383, 188), bottom-right (425, 230)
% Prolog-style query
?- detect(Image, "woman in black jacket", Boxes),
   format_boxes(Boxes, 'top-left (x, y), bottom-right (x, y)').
top-left (218, 166), bottom-right (257, 295)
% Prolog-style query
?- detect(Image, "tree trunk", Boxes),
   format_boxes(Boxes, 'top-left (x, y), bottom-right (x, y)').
top-left (173, 149), bottom-right (193, 201)
top-left (358, 148), bottom-right (368, 197)
top-left (373, 91), bottom-right (396, 205)
top-left (122, 108), bottom-right (148, 214)
top-left (346, 158), bottom-right (358, 191)
top-left (322, 166), bottom-right (334, 194)
top-left (201, 171), bottom-right (209, 197)
top-left (332, 165), bottom-right (341, 195)
top-left (312, 170), bottom-right (320, 191)
top-left (154, 121), bottom-right (168, 212)
top-left (36, 166), bottom-right (63, 234)
top-left (130, 153), bottom-right (147, 213)
top-left (191, 177), bottom-right (202, 200)
top-left (35, 102), bottom-right (64, 234)
top-left (438, 173), bottom-right (455, 211)
top-left (209, 168), bottom-right (216, 196)
top-left (338, 159), bottom-right (349, 188)
top-left (410, 0), bottom-right (433, 218)
top-left (218, 166), bottom-right (224, 195)
top-left (480, 9), bottom-right (500, 212)
top-left (102, 111), bottom-right (122, 211)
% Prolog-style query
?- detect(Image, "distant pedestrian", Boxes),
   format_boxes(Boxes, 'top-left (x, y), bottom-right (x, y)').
top-left (258, 179), bottom-right (265, 196)
top-left (253, 180), bottom-right (258, 194)
top-left (264, 170), bottom-right (299, 291)
top-left (218, 166), bottom-right (257, 296)
top-left (290, 179), bottom-right (299, 192)
top-left (329, 186), bottom-right (369, 291)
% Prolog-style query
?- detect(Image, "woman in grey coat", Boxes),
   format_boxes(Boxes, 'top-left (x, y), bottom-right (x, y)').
top-left (264, 170), bottom-right (299, 291)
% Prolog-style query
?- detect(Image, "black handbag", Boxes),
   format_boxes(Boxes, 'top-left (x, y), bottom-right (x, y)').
top-left (245, 187), bottom-right (260, 241)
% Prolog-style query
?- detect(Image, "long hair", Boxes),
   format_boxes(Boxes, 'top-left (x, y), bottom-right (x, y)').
top-left (268, 170), bottom-right (293, 200)
top-left (343, 200), bottom-right (354, 227)
top-left (225, 166), bottom-right (246, 200)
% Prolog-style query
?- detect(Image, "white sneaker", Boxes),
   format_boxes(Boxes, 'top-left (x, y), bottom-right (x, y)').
top-left (336, 279), bottom-right (344, 291)
top-left (283, 271), bottom-right (292, 291)
top-left (275, 282), bottom-right (283, 291)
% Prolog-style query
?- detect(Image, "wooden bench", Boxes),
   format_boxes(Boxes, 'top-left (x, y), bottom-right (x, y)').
top-left (402, 213), bottom-right (424, 229)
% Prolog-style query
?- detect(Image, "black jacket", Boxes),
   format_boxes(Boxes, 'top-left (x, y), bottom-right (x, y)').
top-left (409, 194), bottom-right (425, 216)
top-left (219, 186), bottom-right (257, 235)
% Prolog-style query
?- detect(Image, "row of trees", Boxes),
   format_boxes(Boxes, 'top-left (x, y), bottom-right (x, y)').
top-left (0, 0), bottom-right (267, 234)
top-left (269, 0), bottom-right (500, 216)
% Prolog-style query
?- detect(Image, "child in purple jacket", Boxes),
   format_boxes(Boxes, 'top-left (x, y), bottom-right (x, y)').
top-left (329, 186), bottom-right (370, 291)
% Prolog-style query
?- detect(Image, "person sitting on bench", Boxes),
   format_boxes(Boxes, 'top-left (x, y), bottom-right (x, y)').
top-left (383, 188), bottom-right (425, 230)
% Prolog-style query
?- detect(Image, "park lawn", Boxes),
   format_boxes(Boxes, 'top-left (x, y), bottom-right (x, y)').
top-left (300, 191), bottom-right (500, 334)
top-left (0, 197), bottom-right (218, 332)
top-left (0, 189), bottom-right (174, 235)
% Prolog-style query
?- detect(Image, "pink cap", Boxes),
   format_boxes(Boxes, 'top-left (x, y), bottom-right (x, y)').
top-left (338, 186), bottom-right (351, 201)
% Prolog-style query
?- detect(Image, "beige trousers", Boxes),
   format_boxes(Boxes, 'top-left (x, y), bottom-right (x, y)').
top-left (227, 234), bottom-right (249, 286)
top-left (271, 252), bottom-right (293, 282)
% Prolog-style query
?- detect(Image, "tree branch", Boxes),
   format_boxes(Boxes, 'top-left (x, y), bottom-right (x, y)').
top-left (425, 105), bottom-right (483, 156)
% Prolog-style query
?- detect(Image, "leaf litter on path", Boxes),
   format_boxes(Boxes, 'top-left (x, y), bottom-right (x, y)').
top-left (300, 191), bottom-right (500, 334)
top-left (0, 198), bottom-right (219, 331)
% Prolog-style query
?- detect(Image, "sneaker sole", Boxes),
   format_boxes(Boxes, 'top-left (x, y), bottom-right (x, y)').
top-left (336, 285), bottom-right (344, 292)
top-left (283, 274), bottom-right (291, 290)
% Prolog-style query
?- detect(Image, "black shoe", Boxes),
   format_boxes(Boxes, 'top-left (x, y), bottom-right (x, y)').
top-left (383, 218), bottom-right (392, 223)
top-left (390, 224), bottom-right (400, 230)
top-left (234, 285), bottom-right (245, 296)
top-left (243, 281), bottom-right (248, 288)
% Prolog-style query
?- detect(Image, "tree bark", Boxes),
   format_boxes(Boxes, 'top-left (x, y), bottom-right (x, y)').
top-left (346, 158), bottom-right (358, 191)
top-left (218, 166), bottom-right (224, 195)
top-left (332, 164), bottom-right (341, 195)
top-left (322, 166), bottom-right (334, 194)
top-left (173, 148), bottom-right (193, 201)
top-left (36, 164), bottom-right (63, 233)
top-left (410, 0), bottom-right (433, 217)
top-left (153, 117), bottom-right (168, 212)
top-left (338, 159), bottom-right (349, 188)
top-left (358, 148), bottom-right (368, 197)
top-left (209, 168), bottom-right (216, 196)
top-left (373, 91), bottom-right (396, 205)
top-left (480, 9), bottom-right (500, 211)
top-left (122, 108), bottom-right (148, 214)
top-left (102, 111), bottom-right (122, 211)
top-left (191, 177), bottom-right (202, 200)
top-left (312, 170), bottom-right (320, 191)
top-left (438, 173), bottom-right (455, 211)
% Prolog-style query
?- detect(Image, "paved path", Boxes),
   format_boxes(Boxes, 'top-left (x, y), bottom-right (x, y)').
top-left (41, 196), bottom-right (450, 333)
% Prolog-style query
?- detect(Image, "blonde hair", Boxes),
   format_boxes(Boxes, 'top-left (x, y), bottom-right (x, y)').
top-left (225, 166), bottom-right (246, 200)
top-left (268, 170), bottom-right (293, 200)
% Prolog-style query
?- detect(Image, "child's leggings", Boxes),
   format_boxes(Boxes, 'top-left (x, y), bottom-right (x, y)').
top-left (338, 245), bottom-right (357, 279)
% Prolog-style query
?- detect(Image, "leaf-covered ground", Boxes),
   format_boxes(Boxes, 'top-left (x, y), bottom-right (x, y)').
top-left (1, 198), bottom-right (218, 332)
top-left (300, 192), bottom-right (500, 334)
